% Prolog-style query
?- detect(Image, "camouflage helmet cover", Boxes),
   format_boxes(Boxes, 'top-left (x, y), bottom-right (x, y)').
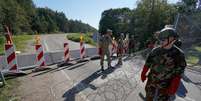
top-left (159, 27), bottom-right (178, 41)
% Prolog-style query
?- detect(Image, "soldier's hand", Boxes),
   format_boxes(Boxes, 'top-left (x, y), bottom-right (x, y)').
top-left (141, 65), bottom-right (149, 82)
top-left (141, 74), bottom-right (146, 82)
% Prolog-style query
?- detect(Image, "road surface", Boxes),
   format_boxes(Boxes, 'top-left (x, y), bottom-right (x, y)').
top-left (17, 56), bottom-right (201, 101)
top-left (40, 34), bottom-right (94, 52)
top-left (16, 34), bottom-right (201, 101)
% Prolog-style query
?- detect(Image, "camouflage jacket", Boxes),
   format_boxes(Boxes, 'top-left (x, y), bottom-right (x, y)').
top-left (99, 35), bottom-right (112, 50)
top-left (145, 45), bottom-right (187, 88)
top-left (117, 38), bottom-right (124, 49)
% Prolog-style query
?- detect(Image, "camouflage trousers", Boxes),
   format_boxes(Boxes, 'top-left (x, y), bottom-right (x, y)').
top-left (100, 49), bottom-right (111, 67)
top-left (129, 47), bottom-right (135, 54)
top-left (145, 79), bottom-right (170, 101)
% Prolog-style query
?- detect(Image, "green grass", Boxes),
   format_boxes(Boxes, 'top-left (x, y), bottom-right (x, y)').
top-left (0, 35), bottom-right (33, 55)
top-left (185, 44), bottom-right (201, 65)
top-left (0, 36), bottom-right (5, 55)
top-left (0, 79), bottom-right (20, 101)
top-left (186, 55), bottom-right (199, 64)
top-left (194, 46), bottom-right (201, 52)
top-left (66, 33), bottom-right (96, 46)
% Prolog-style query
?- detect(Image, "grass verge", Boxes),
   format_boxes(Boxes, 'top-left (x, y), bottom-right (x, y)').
top-left (0, 78), bottom-right (20, 101)
top-left (185, 43), bottom-right (201, 65)
top-left (66, 33), bottom-right (96, 46)
top-left (0, 35), bottom-right (33, 55)
top-left (186, 55), bottom-right (199, 64)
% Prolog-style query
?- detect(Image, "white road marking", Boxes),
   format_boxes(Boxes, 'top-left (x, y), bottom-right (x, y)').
top-left (43, 37), bottom-right (49, 51)
top-left (61, 70), bottom-right (71, 80)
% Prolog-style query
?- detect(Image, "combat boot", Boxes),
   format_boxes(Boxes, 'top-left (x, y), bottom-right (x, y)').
top-left (101, 65), bottom-right (104, 71)
top-left (108, 64), bottom-right (114, 69)
top-left (117, 61), bottom-right (123, 65)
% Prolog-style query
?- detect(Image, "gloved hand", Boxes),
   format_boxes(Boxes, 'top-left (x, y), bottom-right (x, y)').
top-left (166, 76), bottom-right (181, 95)
top-left (141, 65), bottom-right (149, 82)
top-left (98, 48), bottom-right (102, 55)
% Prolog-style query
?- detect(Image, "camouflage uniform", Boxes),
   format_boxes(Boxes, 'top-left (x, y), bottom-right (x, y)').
top-left (99, 33), bottom-right (113, 69)
top-left (129, 35), bottom-right (135, 55)
top-left (144, 45), bottom-right (187, 101)
top-left (117, 34), bottom-right (124, 65)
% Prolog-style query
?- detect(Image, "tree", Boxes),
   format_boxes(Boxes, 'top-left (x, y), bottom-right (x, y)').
top-left (0, 0), bottom-right (97, 35)
top-left (129, 0), bottom-right (178, 49)
top-left (99, 8), bottom-right (132, 38)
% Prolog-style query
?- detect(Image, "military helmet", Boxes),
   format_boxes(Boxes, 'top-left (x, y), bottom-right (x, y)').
top-left (120, 33), bottom-right (124, 37)
top-left (158, 27), bottom-right (178, 41)
top-left (107, 29), bottom-right (112, 33)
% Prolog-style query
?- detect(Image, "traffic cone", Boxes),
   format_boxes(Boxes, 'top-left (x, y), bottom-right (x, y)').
top-left (4, 26), bottom-right (26, 76)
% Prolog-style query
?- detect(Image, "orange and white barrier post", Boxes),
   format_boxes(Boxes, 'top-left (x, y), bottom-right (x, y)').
top-left (33, 34), bottom-right (49, 71)
top-left (4, 26), bottom-right (26, 75)
top-left (5, 44), bottom-right (18, 72)
top-left (80, 33), bottom-right (86, 59)
top-left (77, 33), bottom-right (90, 63)
top-left (111, 37), bottom-right (117, 56)
top-left (64, 42), bottom-right (70, 62)
top-left (35, 44), bottom-right (45, 67)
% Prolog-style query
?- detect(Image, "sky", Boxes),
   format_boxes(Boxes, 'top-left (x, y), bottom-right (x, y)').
top-left (34, 0), bottom-right (179, 29)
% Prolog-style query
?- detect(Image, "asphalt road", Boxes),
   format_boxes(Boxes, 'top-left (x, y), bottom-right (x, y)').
top-left (27, 33), bottom-right (201, 101)
top-left (52, 56), bottom-right (201, 101)
top-left (40, 34), bottom-right (94, 52)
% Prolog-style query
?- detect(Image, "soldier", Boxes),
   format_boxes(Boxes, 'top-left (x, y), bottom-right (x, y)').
top-left (129, 35), bottom-right (135, 56)
top-left (141, 26), bottom-right (187, 101)
top-left (117, 33), bottom-right (124, 65)
top-left (99, 29), bottom-right (113, 71)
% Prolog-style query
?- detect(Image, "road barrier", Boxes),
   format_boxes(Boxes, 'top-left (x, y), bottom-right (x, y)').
top-left (33, 35), bottom-right (52, 72)
top-left (3, 26), bottom-right (26, 75)
top-left (35, 44), bottom-right (46, 67)
top-left (0, 48), bottom-right (97, 71)
top-left (64, 42), bottom-right (70, 62)
top-left (5, 44), bottom-right (18, 72)
top-left (111, 38), bottom-right (117, 56)
top-left (80, 33), bottom-right (86, 59)
top-left (77, 33), bottom-right (90, 63)
top-left (57, 42), bottom-right (75, 67)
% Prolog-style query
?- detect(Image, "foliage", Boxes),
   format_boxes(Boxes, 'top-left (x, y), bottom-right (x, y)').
top-left (186, 55), bottom-right (199, 64)
top-left (0, 0), bottom-right (97, 35)
top-left (0, 35), bottom-right (32, 55)
top-left (0, 79), bottom-right (20, 101)
top-left (99, 8), bottom-right (132, 38)
top-left (99, 0), bottom-right (178, 49)
top-left (0, 36), bottom-right (5, 54)
top-left (66, 33), bottom-right (96, 46)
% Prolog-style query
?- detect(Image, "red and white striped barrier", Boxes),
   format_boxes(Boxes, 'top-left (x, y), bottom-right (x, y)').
top-left (80, 35), bottom-right (86, 59)
top-left (64, 42), bottom-right (70, 62)
top-left (112, 42), bottom-right (117, 55)
top-left (35, 44), bottom-right (45, 67)
top-left (80, 41), bottom-right (85, 59)
top-left (5, 44), bottom-right (19, 72)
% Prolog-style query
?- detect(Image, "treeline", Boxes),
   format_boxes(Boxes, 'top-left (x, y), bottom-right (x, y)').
top-left (0, 0), bottom-right (97, 35)
top-left (99, 0), bottom-right (199, 49)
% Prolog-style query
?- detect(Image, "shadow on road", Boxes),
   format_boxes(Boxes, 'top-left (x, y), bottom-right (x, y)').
top-left (32, 61), bottom-right (88, 77)
top-left (62, 67), bottom-right (116, 101)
